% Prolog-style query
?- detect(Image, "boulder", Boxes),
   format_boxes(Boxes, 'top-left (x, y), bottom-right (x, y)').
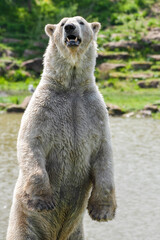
top-left (2, 38), bottom-right (21, 43)
top-left (6, 96), bottom-right (32, 113)
top-left (103, 41), bottom-right (140, 50)
top-left (20, 96), bottom-right (32, 109)
top-left (98, 34), bottom-right (107, 39)
top-left (23, 49), bottom-right (39, 58)
top-left (97, 52), bottom-right (129, 61)
top-left (33, 42), bottom-right (45, 48)
top-left (0, 103), bottom-right (7, 110)
top-left (131, 62), bottom-right (152, 70)
top-left (106, 103), bottom-right (125, 116)
top-left (143, 105), bottom-right (159, 113)
top-left (6, 62), bottom-right (19, 71)
top-left (148, 55), bottom-right (160, 61)
top-left (0, 49), bottom-right (16, 57)
top-left (151, 43), bottom-right (160, 51)
top-left (21, 58), bottom-right (43, 73)
top-left (138, 80), bottom-right (160, 88)
top-left (130, 73), bottom-right (153, 80)
top-left (138, 110), bottom-right (152, 117)
top-left (123, 112), bottom-right (135, 118)
top-left (151, 65), bottom-right (160, 71)
top-left (7, 104), bottom-right (25, 113)
top-left (109, 72), bottom-right (126, 80)
top-left (143, 28), bottom-right (160, 42)
top-left (98, 63), bottom-right (126, 72)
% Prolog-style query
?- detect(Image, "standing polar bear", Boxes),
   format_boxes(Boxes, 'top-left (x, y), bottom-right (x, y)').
top-left (7, 16), bottom-right (116, 240)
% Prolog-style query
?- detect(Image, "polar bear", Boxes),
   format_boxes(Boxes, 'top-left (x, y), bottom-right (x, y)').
top-left (6, 16), bottom-right (116, 240)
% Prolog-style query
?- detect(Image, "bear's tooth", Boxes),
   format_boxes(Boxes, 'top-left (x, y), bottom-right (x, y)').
top-left (67, 38), bottom-right (70, 42)
top-left (75, 37), bottom-right (78, 42)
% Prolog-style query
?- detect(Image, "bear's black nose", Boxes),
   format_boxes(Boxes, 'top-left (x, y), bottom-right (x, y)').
top-left (65, 24), bottom-right (76, 33)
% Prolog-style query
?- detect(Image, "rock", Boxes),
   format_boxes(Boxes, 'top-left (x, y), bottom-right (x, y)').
top-left (143, 105), bottom-right (159, 113)
top-left (148, 55), bottom-right (160, 61)
top-left (97, 52), bottom-right (129, 61)
top-left (23, 49), bottom-right (39, 58)
top-left (138, 80), bottom-right (160, 88)
top-left (151, 43), bottom-right (160, 51)
top-left (0, 91), bottom-right (8, 97)
top-left (151, 65), bottom-right (160, 71)
top-left (21, 58), bottom-right (43, 73)
top-left (2, 38), bottom-right (21, 43)
top-left (0, 48), bottom-right (16, 57)
top-left (6, 96), bottom-right (32, 113)
top-left (106, 103), bottom-right (125, 116)
top-left (138, 110), bottom-right (152, 117)
top-left (143, 28), bottom-right (160, 42)
top-left (130, 73), bottom-right (153, 80)
top-left (0, 66), bottom-right (6, 75)
top-left (6, 62), bottom-right (19, 71)
top-left (103, 41), bottom-right (140, 50)
top-left (20, 96), bottom-right (32, 109)
top-left (153, 100), bottom-right (160, 106)
top-left (41, 34), bottom-right (48, 40)
top-left (33, 42), bottom-right (45, 48)
top-left (131, 62), bottom-right (152, 70)
top-left (0, 59), bottom-right (13, 66)
top-left (7, 70), bottom-right (31, 78)
top-left (123, 112), bottom-right (135, 118)
top-left (109, 72), bottom-right (126, 80)
top-left (7, 105), bottom-right (25, 113)
top-left (111, 33), bottom-right (126, 39)
top-left (0, 103), bottom-right (7, 109)
top-left (98, 34), bottom-right (107, 39)
top-left (98, 63), bottom-right (126, 72)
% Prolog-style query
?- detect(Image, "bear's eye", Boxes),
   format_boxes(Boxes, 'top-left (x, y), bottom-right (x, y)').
top-left (61, 22), bottom-right (65, 27)
top-left (79, 21), bottom-right (84, 25)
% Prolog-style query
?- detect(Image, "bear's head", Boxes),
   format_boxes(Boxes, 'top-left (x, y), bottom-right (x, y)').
top-left (45, 16), bottom-right (101, 64)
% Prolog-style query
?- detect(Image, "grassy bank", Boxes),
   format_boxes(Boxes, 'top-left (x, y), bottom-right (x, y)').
top-left (0, 0), bottom-right (160, 118)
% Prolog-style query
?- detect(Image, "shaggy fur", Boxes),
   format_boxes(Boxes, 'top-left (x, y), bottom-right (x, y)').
top-left (6, 16), bottom-right (116, 240)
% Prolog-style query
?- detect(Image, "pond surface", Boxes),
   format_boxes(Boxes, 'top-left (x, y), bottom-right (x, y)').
top-left (0, 113), bottom-right (160, 240)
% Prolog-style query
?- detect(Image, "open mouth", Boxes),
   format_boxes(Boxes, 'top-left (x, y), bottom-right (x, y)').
top-left (65, 35), bottom-right (81, 47)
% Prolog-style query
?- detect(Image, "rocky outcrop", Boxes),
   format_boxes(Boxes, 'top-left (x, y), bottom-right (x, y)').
top-left (98, 63), bottom-right (126, 72)
top-left (138, 80), bottom-right (160, 88)
top-left (6, 96), bottom-right (32, 113)
top-left (143, 28), bottom-right (160, 42)
top-left (98, 52), bottom-right (129, 61)
top-left (21, 58), bottom-right (43, 73)
top-left (0, 48), bottom-right (16, 57)
top-left (131, 62), bottom-right (152, 70)
top-left (2, 38), bottom-right (21, 43)
top-left (23, 49), bottom-right (40, 58)
top-left (148, 55), bottom-right (160, 61)
top-left (106, 103), bottom-right (125, 116)
top-left (103, 41), bottom-right (141, 50)
top-left (143, 104), bottom-right (159, 113)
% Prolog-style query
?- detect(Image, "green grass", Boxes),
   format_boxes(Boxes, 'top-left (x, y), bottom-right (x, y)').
top-left (99, 87), bottom-right (160, 112)
top-left (0, 95), bottom-right (27, 105)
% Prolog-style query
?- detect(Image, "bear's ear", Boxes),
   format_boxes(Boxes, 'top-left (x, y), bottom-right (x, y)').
top-left (91, 22), bottom-right (101, 34)
top-left (45, 24), bottom-right (57, 37)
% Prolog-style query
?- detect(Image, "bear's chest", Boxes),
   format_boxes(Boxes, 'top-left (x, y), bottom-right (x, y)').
top-left (50, 93), bottom-right (101, 153)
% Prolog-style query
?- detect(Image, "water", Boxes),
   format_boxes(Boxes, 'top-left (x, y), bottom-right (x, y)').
top-left (0, 114), bottom-right (160, 240)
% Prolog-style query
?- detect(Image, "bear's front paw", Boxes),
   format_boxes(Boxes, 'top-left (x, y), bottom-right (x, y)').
top-left (24, 193), bottom-right (55, 212)
top-left (87, 193), bottom-right (117, 222)
top-left (87, 203), bottom-right (116, 222)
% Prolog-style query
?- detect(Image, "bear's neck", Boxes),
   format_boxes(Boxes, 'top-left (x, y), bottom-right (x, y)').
top-left (42, 41), bottom-right (97, 91)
